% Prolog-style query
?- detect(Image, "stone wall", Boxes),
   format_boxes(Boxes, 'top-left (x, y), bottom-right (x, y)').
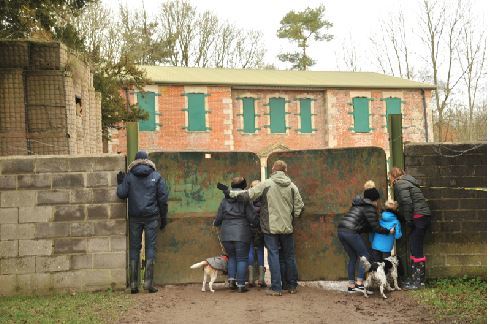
top-left (404, 143), bottom-right (486, 278)
top-left (0, 155), bottom-right (126, 295)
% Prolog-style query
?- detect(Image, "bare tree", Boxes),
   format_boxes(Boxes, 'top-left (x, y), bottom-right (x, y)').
top-left (457, 5), bottom-right (487, 141)
top-left (369, 10), bottom-right (413, 79)
top-left (420, 0), bottom-right (467, 141)
top-left (156, 0), bottom-right (264, 69)
top-left (336, 33), bottom-right (361, 71)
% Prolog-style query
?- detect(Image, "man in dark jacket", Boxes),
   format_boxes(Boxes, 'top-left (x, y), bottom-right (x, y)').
top-left (117, 151), bottom-right (168, 294)
top-left (214, 177), bottom-right (257, 293)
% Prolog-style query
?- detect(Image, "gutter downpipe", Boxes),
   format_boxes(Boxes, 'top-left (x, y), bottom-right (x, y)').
top-left (421, 89), bottom-right (429, 142)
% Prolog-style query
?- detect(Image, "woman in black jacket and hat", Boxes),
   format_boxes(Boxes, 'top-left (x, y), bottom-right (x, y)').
top-left (390, 167), bottom-right (431, 289)
top-left (214, 176), bottom-right (257, 293)
top-left (337, 180), bottom-right (394, 293)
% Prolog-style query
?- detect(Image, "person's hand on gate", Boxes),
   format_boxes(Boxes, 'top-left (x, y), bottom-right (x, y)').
top-left (217, 182), bottom-right (230, 198)
top-left (116, 171), bottom-right (126, 185)
top-left (389, 227), bottom-right (395, 234)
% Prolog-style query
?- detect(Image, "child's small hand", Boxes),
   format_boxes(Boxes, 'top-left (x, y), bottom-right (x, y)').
top-left (389, 227), bottom-right (395, 234)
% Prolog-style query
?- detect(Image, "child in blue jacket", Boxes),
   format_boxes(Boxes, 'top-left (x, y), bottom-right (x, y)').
top-left (370, 199), bottom-right (402, 262)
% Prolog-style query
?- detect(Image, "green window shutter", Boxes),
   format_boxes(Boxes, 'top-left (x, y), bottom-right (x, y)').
top-left (242, 97), bottom-right (256, 133)
top-left (137, 92), bottom-right (156, 131)
top-left (185, 93), bottom-right (206, 131)
top-left (352, 97), bottom-right (370, 133)
top-left (299, 98), bottom-right (313, 133)
top-left (269, 97), bottom-right (286, 133)
top-left (385, 97), bottom-right (402, 125)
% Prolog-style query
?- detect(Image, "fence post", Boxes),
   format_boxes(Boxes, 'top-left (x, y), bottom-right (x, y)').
top-left (388, 114), bottom-right (409, 279)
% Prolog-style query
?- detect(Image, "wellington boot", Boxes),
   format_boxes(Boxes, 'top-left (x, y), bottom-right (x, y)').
top-left (130, 260), bottom-right (139, 294)
top-left (144, 259), bottom-right (158, 293)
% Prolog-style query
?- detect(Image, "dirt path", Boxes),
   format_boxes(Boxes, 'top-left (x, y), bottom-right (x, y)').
top-left (119, 284), bottom-right (434, 324)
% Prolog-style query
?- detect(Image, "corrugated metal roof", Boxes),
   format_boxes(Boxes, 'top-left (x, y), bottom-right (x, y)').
top-left (139, 65), bottom-right (436, 90)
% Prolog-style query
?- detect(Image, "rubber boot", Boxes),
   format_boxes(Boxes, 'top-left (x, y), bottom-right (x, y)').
top-left (257, 266), bottom-right (267, 288)
top-left (130, 260), bottom-right (139, 294)
top-left (404, 262), bottom-right (423, 290)
top-left (143, 259), bottom-right (158, 293)
top-left (247, 265), bottom-right (255, 287)
top-left (420, 262), bottom-right (426, 287)
top-left (229, 279), bottom-right (237, 290)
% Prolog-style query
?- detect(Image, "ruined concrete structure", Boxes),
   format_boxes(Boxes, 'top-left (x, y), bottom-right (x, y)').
top-left (110, 66), bottom-right (435, 160)
top-left (0, 40), bottom-right (102, 156)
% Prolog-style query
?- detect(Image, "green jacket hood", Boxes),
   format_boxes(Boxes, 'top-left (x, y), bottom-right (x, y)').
top-left (270, 171), bottom-right (292, 187)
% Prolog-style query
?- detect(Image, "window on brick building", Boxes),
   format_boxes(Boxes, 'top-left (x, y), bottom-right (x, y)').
top-left (268, 97), bottom-right (288, 133)
top-left (184, 93), bottom-right (209, 131)
top-left (297, 98), bottom-right (316, 133)
top-left (383, 97), bottom-right (402, 126)
top-left (137, 92), bottom-right (156, 131)
top-left (239, 97), bottom-right (258, 133)
top-left (350, 97), bottom-right (371, 133)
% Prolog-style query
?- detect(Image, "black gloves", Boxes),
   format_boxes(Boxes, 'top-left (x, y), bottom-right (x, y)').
top-left (117, 171), bottom-right (125, 185)
top-left (160, 204), bottom-right (168, 230)
top-left (159, 217), bottom-right (167, 230)
top-left (217, 182), bottom-right (230, 198)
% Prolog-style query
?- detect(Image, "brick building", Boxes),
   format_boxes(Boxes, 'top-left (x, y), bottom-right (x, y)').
top-left (0, 40), bottom-right (103, 156)
top-left (109, 66), bottom-right (435, 161)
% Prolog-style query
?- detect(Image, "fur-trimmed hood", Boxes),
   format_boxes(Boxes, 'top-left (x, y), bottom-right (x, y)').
top-left (128, 159), bottom-right (156, 177)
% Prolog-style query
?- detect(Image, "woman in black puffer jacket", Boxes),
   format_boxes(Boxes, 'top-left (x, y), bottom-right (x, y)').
top-left (213, 177), bottom-right (257, 293)
top-left (390, 167), bottom-right (431, 289)
top-left (337, 180), bottom-right (393, 293)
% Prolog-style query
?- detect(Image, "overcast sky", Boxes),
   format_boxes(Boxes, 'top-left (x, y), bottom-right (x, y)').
top-left (103, 0), bottom-right (487, 72)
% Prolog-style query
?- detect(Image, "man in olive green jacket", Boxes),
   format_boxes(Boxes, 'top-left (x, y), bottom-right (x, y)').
top-left (220, 160), bottom-right (304, 295)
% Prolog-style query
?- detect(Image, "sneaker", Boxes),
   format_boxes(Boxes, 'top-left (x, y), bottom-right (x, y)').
top-left (288, 288), bottom-right (297, 294)
top-left (237, 286), bottom-right (248, 293)
top-left (355, 284), bottom-right (373, 295)
top-left (265, 289), bottom-right (282, 296)
top-left (347, 287), bottom-right (358, 293)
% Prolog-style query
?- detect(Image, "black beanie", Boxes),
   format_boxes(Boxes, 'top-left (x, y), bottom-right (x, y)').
top-left (363, 187), bottom-right (380, 201)
top-left (135, 151), bottom-right (148, 160)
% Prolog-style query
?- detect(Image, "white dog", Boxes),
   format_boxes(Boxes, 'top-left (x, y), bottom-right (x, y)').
top-left (383, 256), bottom-right (402, 291)
top-left (360, 256), bottom-right (389, 299)
top-left (190, 255), bottom-right (228, 293)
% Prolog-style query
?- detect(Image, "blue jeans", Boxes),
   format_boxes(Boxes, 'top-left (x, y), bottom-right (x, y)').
top-left (264, 234), bottom-right (298, 292)
top-left (248, 241), bottom-right (265, 266)
top-left (222, 241), bottom-right (249, 286)
top-left (337, 230), bottom-right (370, 283)
top-left (129, 218), bottom-right (159, 261)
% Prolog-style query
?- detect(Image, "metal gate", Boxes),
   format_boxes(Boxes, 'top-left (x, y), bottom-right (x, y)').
top-left (150, 152), bottom-right (260, 284)
top-left (267, 147), bottom-right (387, 280)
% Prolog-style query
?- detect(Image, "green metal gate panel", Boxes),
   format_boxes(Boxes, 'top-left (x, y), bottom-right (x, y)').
top-left (185, 93), bottom-right (207, 131)
top-left (137, 92), bottom-right (156, 131)
top-left (269, 97), bottom-right (286, 133)
top-left (267, 147), bottom-right (387, 280)
top-left (352, 97), bottom-right (370, 133)
top-left (299, 98), bottom-right (313, 133)
top-left (242, 97), bottom-right (256, 133)
top-left (384, 97), bottom-right (402, 126)
top-left (149, 152), bottom-right (260, 284)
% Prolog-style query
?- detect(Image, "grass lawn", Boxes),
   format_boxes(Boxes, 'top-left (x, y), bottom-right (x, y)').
top-left (0, 290), bottom-right (131, 324)
top-left (411, 277), bottom-right (487, 323)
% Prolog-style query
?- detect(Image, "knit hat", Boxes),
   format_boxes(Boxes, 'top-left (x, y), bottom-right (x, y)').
top-left (134, 151), bottom-right (148, 160)
top-left (363, 180), bottom-right (380, 201)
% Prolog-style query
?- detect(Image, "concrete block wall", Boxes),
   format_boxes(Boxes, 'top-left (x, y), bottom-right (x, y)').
top-left (404, 143), bottom-right (486, 278)
top-left (0, 155), bottom-right (127, 295)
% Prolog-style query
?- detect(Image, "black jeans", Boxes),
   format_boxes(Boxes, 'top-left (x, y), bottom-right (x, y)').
top-left (129, 218), bottom-right (159, 261)
top-left (409, 217), bottom-right (430, 258)
top-left (371, 249), bottom-right (390, 262)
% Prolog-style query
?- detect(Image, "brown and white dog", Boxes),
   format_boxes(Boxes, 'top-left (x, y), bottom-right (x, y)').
top-left (190, 255), bottom-right (228, 293)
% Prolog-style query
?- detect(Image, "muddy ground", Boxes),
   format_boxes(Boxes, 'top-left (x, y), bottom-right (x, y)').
top-left (119, 284), bottom-right (434, 324)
